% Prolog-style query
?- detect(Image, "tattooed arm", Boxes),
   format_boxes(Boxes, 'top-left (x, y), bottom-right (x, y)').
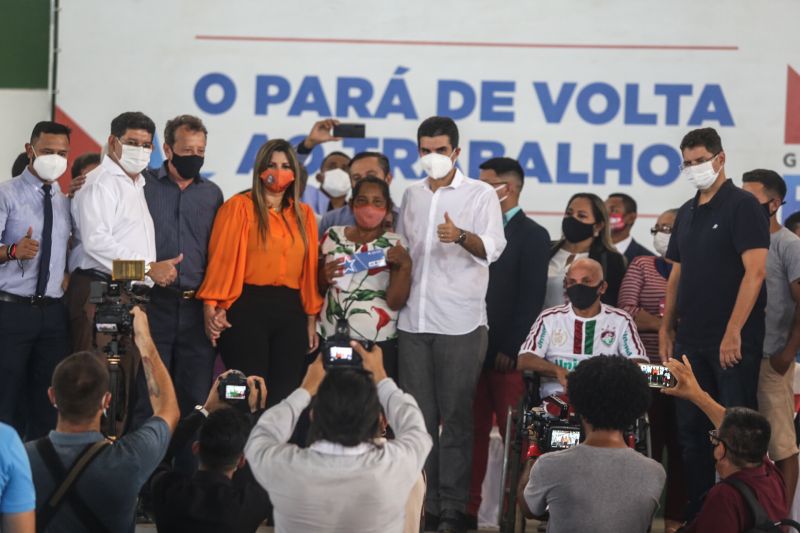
top-left (131, 307), bottom-right (180, 432)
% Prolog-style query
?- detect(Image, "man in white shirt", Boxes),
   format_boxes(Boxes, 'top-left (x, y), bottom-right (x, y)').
top-left (396, 116), bottom-right (506, 533)
top-left (518, 257), bottom-right (647, 397)
top-left (245, 344), bottom-right (432, 533)
top-left (67, 111), bottom-right (183, 353)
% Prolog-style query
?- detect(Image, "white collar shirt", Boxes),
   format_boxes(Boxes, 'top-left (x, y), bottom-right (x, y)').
top-left (396, 169), bottom-right (506, 335)
top-left (615, 235), bottom-right (633, 255)
top-left (69, 155), bottom-right (156, 274)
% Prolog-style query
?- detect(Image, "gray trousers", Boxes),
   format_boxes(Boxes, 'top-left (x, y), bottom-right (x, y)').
top-left (398, 326), bottom-right (487, 514)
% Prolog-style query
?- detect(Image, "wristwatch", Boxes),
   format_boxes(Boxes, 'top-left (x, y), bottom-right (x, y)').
top-left (194, 405), bottom-right (209, 417)
top-left (455, 230), bottom-right (468, 245)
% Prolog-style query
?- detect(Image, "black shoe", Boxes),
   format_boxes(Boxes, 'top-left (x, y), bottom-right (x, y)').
top-left (437, 509), bottom-right (466, 533)
top-left (464, 513), bottom-right (478, 531)
top-left (424, 513), bottom-right (440, 531)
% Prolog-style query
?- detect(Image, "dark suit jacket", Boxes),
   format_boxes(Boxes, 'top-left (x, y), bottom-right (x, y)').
top-left (485, 210), bottom-right (551, 368)
top-left (151, 411), bottom-right (270, 533)
top-left (549, 239), bottom-right (628, 308)
top-left (623, 238), bottom-right (654, 264)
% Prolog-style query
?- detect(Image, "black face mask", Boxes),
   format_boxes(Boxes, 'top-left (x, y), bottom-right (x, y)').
top-left (562, 216), bottom-right (595, 243)
top-left (170, 154), bottom-right (204, 180)
top-left (566, 282), bottom-right (602, 310)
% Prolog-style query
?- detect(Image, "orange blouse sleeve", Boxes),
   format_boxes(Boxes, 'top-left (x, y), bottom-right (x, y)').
top-left (197, 194), bottom-right (251, 310)
top-left (299, 202), bottom-right (323, 315)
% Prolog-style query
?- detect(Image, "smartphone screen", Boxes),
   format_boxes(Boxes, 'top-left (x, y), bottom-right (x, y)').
top-left (639, 363), bottom-right (675, 388)
top-left (329, 346), bottom-right (354, 361)
top-left (225, 385), bottom-right (247, 400)
top-left (333, 123), bottom-right (365, 138)
top-left (550, 428), bottom-right (580, 449)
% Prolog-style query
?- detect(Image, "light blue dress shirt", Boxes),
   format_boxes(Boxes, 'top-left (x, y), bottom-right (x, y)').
top-left (301, 184), bottom-right (332, 216)
top-left (503, 206), bottom-right (522, 226)
top-left (0, 168), bottom-right (71, 298)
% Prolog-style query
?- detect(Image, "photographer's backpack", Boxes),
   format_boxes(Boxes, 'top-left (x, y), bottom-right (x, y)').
top-left (722, 478), bottom-right (800, 532)
top-left (34, 437), bottom-right (112, 533)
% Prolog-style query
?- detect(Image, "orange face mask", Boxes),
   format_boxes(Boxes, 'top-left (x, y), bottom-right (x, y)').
top-left (259, 168), bottom-right (295, 193)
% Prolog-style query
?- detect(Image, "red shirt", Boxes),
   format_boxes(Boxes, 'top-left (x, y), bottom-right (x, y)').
top-left (682, 459), bottom-right (787, 533)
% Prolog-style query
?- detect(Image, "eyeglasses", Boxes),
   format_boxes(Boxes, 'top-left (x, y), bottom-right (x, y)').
top-left (117, 137), bottom-right (154, 150)
top-left (679, 152), bottom-right (719, 172)
top-left (650, 224), bottom-right (673, 235)
top-left (708, 429), bottom-right (729, 448)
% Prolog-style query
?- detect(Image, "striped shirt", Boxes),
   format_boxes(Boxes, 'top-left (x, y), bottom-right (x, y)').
top-left (618, 256), bottom-right (671, 361)
top-left (519, 303), bottom-right (646, 397)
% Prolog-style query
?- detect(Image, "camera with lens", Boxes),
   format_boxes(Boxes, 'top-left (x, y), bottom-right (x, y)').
top-left (322, 318), bottom-right (373, 370)
top-left (89, 260), bottom-right (150, 335)
top-left (217, 370), bottom-right (250, 403)
top-left (523, 395), bottom-right (583, 454)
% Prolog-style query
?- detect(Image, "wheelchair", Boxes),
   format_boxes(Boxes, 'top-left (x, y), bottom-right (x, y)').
top-left (496, 371), bottom-right (652, 533)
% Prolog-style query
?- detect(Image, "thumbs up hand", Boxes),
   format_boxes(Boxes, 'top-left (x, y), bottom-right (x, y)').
top-left (14, 226), bottom-right (40, 260)
top-left (147, 254), bottom-right (183, 287)
top-left (436, 212), bottom-right (461, 244)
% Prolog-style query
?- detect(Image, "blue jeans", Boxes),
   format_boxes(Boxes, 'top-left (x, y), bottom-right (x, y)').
top-left (673, 341), bottom-right (760, 520)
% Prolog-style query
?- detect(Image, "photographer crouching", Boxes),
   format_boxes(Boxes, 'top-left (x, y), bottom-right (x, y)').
top-left (244, 341), bottom-right (432, 533)
top-left (149, 370), bottom-right (270, 533)
top-left (518, 356), bottom-right (666, 533)
top-left (663, 356), bottom-right (793, 532)
top-left (24, 307), bottom-right (179, 533)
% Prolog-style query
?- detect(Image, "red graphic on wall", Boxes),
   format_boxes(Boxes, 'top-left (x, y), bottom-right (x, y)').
top-left (54, 106), bottom-right (101, 191)
top-left (787, 66), bottom-right (800, 144)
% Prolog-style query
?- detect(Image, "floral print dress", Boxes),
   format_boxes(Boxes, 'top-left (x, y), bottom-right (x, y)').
top-left (318, 226), bottom-right (403, 342)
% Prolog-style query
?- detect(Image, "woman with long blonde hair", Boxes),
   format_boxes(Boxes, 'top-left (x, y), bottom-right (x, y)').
top-left (198, 139), bottom-right (322, 405)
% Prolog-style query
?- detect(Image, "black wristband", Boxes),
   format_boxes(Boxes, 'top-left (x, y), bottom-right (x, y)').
top-left (455, 230), bottom-right (468, 245)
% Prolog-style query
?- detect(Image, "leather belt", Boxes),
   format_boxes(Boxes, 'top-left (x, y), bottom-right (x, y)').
top-left (0, 290), bottom-right (61, 306)
top-left (154, 286), bottom-right (198, 300)
top-left (73, 268), bottom-right (112, 282)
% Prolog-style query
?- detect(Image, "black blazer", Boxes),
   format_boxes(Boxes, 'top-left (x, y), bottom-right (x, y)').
top-left (485, 210), bottom-right (551, 367)
top-left (624, 238), bottom-right (654, 264)
top-left (550, 239), bottom-right (627, 307)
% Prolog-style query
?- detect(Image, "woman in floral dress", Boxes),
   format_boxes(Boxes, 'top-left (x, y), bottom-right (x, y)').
top-left (318, 176), bottom-right (412, 379)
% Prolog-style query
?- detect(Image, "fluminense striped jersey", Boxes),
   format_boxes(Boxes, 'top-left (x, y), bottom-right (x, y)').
top-left (519, 303), bottom-right (646, 397)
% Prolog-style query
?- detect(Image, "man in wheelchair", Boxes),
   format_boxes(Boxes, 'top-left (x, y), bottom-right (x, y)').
top-left (516, 257), bottom-right (647, 396)
top-left (517, 355), bottom-right (666, 533)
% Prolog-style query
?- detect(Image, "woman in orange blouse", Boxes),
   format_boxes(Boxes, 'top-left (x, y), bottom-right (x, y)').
top-left (198, 139), bottom-right (322, 406)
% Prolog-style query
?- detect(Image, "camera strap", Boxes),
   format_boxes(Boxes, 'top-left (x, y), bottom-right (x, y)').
top-left (35, 437), bottom-right (113, 533)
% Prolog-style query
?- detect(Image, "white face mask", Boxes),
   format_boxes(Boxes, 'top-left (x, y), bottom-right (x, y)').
top-left (494, 183), bottom-right (509, 203)
top-left (420, 152), bottom-right (455, 180)
top-left (653, 231), bottom-right (671, 257)
top-left (31, 150), bottom-right (67, 182)
top-left (321, 168), bottom-right (351, 198)
top-left (118, 143), bottom-right (152, 175)
top-left (683, 154), bottom-right (721, 191)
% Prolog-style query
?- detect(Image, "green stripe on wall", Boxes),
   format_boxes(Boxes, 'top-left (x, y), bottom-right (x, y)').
top-left (0, 0), bottom-right (50, 89)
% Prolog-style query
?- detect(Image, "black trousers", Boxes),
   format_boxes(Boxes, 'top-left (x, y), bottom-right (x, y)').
top-left (219, 285), bottom-right (307, 407)
top-left (130, 288), bottom-right (216, 429)
top-left (0, 299), bottom-right (70, 439)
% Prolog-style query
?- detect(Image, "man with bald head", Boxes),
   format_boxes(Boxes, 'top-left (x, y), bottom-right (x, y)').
top-left (518, 257), bottom-right (647, 397)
